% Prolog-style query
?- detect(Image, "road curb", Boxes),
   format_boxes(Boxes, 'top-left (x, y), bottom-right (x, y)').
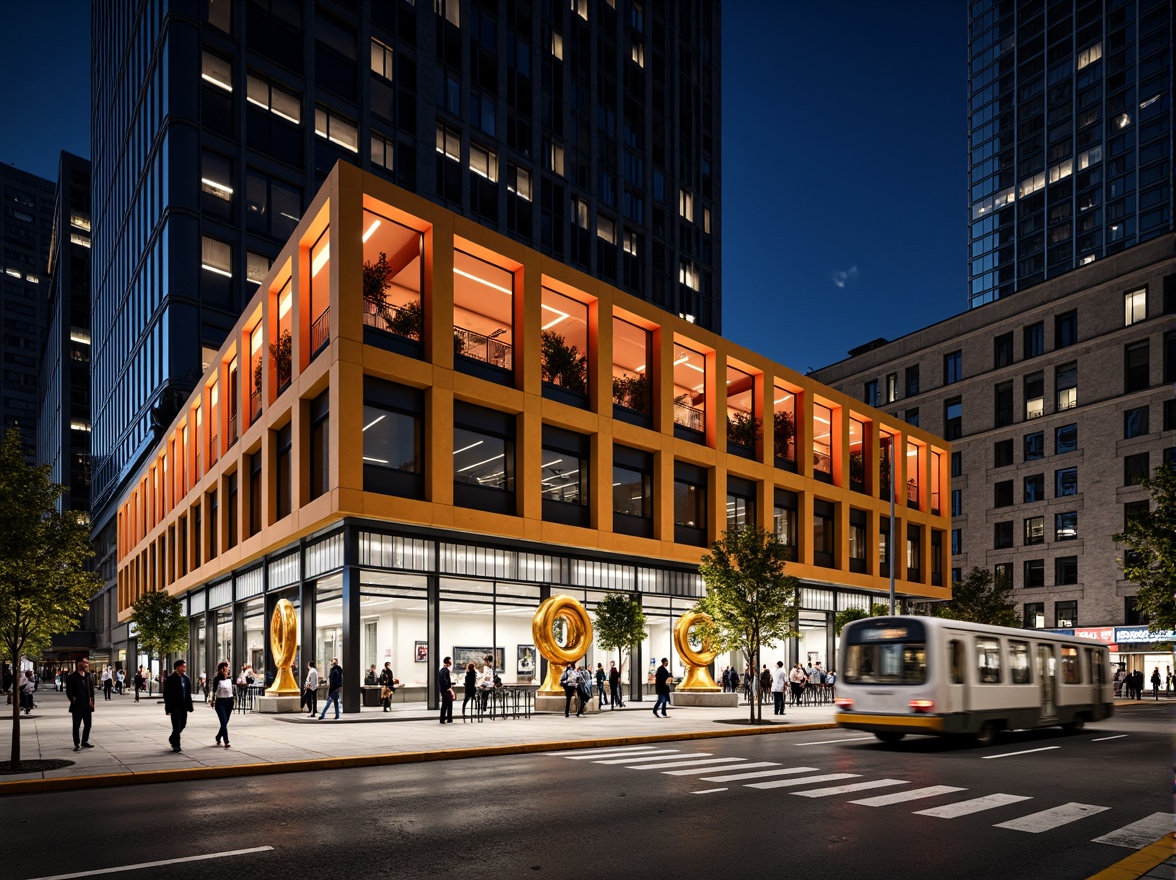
top-left (1085, 833), bottom-right (1174, 880)
top-left (0, 721), bottom-right (839, 797)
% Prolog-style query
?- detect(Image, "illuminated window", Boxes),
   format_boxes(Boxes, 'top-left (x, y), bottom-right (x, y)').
top-left (371, 132), bottom-right (394, 171)
top-left (361, 210), bottom-right (423, 341)
top-left (679, 189), bottom-right (693, 222)
top-left (436, 123), bottom-right (460, 162)
top-left (201, 51), bottom-right (232, 92)
top-left (508, 166), bottom-right (531, 201)
top-left (679, 260), bottom-right (700, 291)
top-left (597, 215), bottom-right (616, 244)
top-left (246, 251), bottom-right (270, 286)
top-left (1124, 288), bottom-right (1146, 325)
top-left (314, 106), bottom-right (358, 152)
top-left (672, 342), bottom-right (706, 434)
top-left (201, 236), bottom-right (232, 277)
top-left (612, 317), bottom-right (650, 414)
top-left (246, 75), bottom-right (301, 123)
top-left (1076, 42), bottom-right (1101, 70)
top-left (812, 401), bottom-right (833, 480)
top-left (631, 39), bottom-right (644, 67)
top-left (551, 31), bottom-right (563, 60)
top-left (434, 0), bottom-right (460, 27)
top-left (370, 38), bottom-right (394, 79)
top-left (470, 143), bottom-right (498, 181)
top-left (540, 287), bottom-right (589, 395)
top-left (454, 249), bottom-right (514, 371)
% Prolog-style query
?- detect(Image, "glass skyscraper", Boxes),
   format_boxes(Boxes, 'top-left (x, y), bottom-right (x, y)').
top-left (967, 0), bottom-right (1172, 309)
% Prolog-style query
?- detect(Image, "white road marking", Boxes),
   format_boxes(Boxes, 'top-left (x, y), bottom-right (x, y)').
top-left (981, 746), bottom-right (1060, 760)
top-left (747, 773), bottom-right (859, 790)
top-left (700, 766), bottom-right (819, 783)
top-left (915, 794), bottom-right (1033, 818)
top-left (793, 778), bottom-right (908, 798)
top-left (795, 735), bottom-right (875, 746)
top-left (554, 746), bottom-right (667, 758)
top-left (691, 788), bottom-right (728, 795)
top-left (850, 785), bottom-right (967, 807)
top-left (663, 761), bottom-right (780, 777)
top-left (1092, 812), bottom-right (1175, 849)
top-left (994, 802), bottom-right (1110, 833)
top-left (1090, 735), bottom-right (1128, 742)
top-left (591, 750), bottom-right (690, 764)
top-left (25, 847), bottom-right (274, 880)
top-left (630, 757), bottom-right (745, 770)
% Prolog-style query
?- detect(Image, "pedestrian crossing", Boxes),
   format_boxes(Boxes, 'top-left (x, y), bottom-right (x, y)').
top-left (542, 745), bottom-right (1174, 848)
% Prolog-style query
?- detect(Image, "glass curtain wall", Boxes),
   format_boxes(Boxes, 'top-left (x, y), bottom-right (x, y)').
top-left (358, 571), bottom-right (428, 686)
top-left (243, 598), bottom-right (265, 673)
top-left (215, 608), bottom-right (232, 671)
top-left (439, 579), bottom-right (542, 686)
top-left (315, 575), bottom-right (343, 665)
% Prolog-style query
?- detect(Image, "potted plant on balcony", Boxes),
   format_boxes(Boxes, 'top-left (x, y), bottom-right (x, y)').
top-left (726, 410), bottom-right (761, 449)
top-left (384, 299), bottom-right (423, 341)
top-left (611, 373), bottom-right (651, 413)
top-left (773, 409), bottom-right (795, 461)
top-left (540, 330), bottom-right (587, 394)
top-left (270, 329), bottom-right (292, 390)
top-left (849, 450), bottom-right (865, 486)
top-left (363, 252), bottom-right (423, 340)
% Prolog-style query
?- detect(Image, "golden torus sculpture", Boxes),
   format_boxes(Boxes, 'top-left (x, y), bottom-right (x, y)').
top-left (673, 611), bottom-right (720, 691)
top-left (265, 598), bottom-right (301, 696)
top-left (532, 595), bottom-right (594, 696)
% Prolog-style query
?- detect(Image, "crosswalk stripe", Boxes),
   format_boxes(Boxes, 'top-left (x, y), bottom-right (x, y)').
top-left (631, 758), bottom-right (746, 771)
top-left (850, 785), bottom-right (967, 807)
top-left (793, 779), bottom-right (908, 798)
top-left (700, 766), bottom-right (819, 783)
top-left (594, 752), bottom-right (709, 765)
top-left (663, 762), bottom-right (780, 777)
top-left (589, 750), bottom-right (684, 764)
top-left (552, 746), bottom-right (666, 758)
top-left (915, 794), bottom-right (1032, 818)
top-left (1091, 812), bottom-right (1175, 849)
top-left (747, 773), bottom-right (859, 790)
top-left (994, 802), bottom-right (1110, 833)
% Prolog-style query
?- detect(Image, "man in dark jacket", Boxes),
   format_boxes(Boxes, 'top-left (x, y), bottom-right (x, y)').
top-left (652, 657), bottom-right (672, 717)
top-left (608, 661), bottom-right (624, 709)
top-left (318, 658), bottom-right (344, 720)
top-left (65, 657), bottom-right (96, 751)
top-left (437, 656), bottom-right (454, 724)
top-left (163, 659), bottom-right (195, 753)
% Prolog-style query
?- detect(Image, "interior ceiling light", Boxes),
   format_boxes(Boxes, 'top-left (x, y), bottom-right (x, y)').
top-left (362, 219), bottom-right (381, 242)
top-left (454, 266), bottom-right (512, 295)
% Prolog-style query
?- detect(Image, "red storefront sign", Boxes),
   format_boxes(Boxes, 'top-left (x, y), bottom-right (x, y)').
top-left (1073, 626), bottom-right (1119, 651)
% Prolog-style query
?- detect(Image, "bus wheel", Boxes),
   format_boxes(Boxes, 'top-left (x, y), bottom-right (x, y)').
top-left (1062, 717), bottom-right (1085, 734)
top-left (874, 732), bottom-right (906, 744)
top-left (973, 722), bottom-right (998, 747)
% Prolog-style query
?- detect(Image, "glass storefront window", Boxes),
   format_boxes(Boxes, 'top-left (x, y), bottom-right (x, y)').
top-left (672, 342), bottom-right (706, 433)
top-left (540, 287), bottom-right (589, 394)
top-left (315, 576), bottom-right (343, 667)
top-left (215, 608), bottom-right (232, 671)
top-left (361, 209), bottom-right (423, 340)
top-left (454, 249), bottom-right (514, 370)
top-left (243, 598), bottom-right (265, 677)
top-left (359, 571), bottom-right (428, 686)
top-left (612, 317), bottom-right (650, 414)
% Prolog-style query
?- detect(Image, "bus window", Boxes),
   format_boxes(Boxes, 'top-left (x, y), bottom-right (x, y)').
top-left (949, 640), bottom-right (965, 684)
top-left (1008, 640), bottom-right (1032, 684)
top-left (1094, 651), bottom-right (1107, 684)
top-left (976, 637), bottom-right (1002, 684)
top-left (1060, 646), bottom-right (1081, 684)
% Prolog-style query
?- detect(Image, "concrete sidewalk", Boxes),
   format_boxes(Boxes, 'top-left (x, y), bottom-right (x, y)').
top-left (0, 689), bottom-right (837, 792)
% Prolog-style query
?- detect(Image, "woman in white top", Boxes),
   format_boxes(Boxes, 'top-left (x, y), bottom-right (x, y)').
top-left (211, 661), bottom-right (235, 747)
top-left (101, 666), bottom-right (113, 701)
top-left (478, 655), bottom-right (495, 711)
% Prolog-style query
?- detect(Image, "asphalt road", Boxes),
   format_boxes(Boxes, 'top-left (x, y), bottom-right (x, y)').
top-left (3, 704), bottom-right (1170, 880)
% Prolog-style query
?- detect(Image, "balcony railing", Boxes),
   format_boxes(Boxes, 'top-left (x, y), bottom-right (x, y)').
top-left (250, 388), bottom-right (261, 422)
top-left (907, 480), bottom-right (920, 509)
top-left (673, 401), bottom-right (704, 433)
top-left (310, 308), bottom-right (330, 357)
top-left (228, 413), bottom-right (238, 446)
top-left (454, 324), bottom-right (512, 370)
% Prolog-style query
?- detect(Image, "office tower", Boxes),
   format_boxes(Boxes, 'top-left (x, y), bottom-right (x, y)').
top-left (967, 0), bottom-right (1172, 308)
top-left (38, 152), bottom-right (93, 513)
top-left (90, 0), bottom-right (722, 533)
top-left (0, 163), bottom-right (55, 459)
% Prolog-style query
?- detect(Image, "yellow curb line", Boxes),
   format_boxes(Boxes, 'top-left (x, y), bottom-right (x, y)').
top-left (0, 721), bottom-right (839, 796)
top-left (1086, 833), bottom-right (1174, 880)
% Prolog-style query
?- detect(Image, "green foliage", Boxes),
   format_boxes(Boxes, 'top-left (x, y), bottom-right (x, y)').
top-left (695, 525), bottom-right (800, 722)
top-left (363, 252), bottom-right (397, 306)
top-left (131, 589), bottom-right (189, 671)
top-left (0, 428), bottom-right (99, 764)
top-left (849, 450), bottom-right (865, 486)
top-left (773, 410), bottom-right (795, 461)
top-left (385, 299), bottom-right (424, 341)
top-left (935, 566), bottom-right (1018, 627)
top-left (833, 603), bottom-right (892, 636)
top-left (1113, 464), bottom-right (1176, 631)
top-left (592, 594), bottom-right (648, 671)
top-left (611, 373), bottom-right (651, 414)
top-left (270, 328), bottom-right (292, 387)
top-left (726, 411), bottom-right (761, 449)
top-left (540, 330), bottom-right (587, 394)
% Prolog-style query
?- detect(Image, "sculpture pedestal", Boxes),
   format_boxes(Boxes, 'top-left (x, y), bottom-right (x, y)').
top-left (255, 695), bottom-right (302, 714)
top-left (671, 691), bottom-right (739, 708)
top-left (536, 694), bottom-right (602, 715)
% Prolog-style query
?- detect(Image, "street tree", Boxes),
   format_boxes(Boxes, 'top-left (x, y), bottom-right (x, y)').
top-left (1113, 464), bottom-right (1176, 632)
top-left (131, 589), bottom-right (189, 691)
top-left (0, 428), bottom-right (99, 767)
top-left (833, 603), bottom-right (892, 636)
top-left (592, 593), bottom-right (647, 673)
top-left (695, 525), bottom-right (800, 723)
top-left (935, 566), bottom-right (1018, 627)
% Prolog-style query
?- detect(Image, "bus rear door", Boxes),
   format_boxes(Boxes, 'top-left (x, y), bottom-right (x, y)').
top-left (944, 636), bottom-right (966, 716)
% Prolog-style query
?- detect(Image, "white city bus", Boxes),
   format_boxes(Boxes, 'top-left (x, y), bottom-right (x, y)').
top-left (835, 616), bottom-right (1114, 745)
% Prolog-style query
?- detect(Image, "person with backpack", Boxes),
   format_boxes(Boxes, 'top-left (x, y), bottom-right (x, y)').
top-left (378, 662), bottom-right (398, 712)
top-left (759, 665), bottom-right (773, 706)
top-left (608, 661), bottom-right (624, 709)
top-left (595, 663), bottom-right (607, 707)
top-left (560, 663), bottom-right (581, 718)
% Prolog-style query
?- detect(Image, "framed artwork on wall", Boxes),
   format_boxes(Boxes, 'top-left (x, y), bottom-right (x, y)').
top-left (453, 646), bottom-right (505, 671)
top-left (414, 641), bottom-right (428, 663)
top-left (517, 644), bottom-right (536, 677)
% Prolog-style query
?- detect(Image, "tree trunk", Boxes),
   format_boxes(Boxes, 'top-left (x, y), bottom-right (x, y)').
top-left (10, 648), bottom-right (22, 765)
top-left (754, 641), bottom-right (762, 724)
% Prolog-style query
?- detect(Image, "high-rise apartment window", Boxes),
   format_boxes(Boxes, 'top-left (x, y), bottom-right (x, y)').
top-left (1124, 406), bottom-right (1149, 439)
top-left (950, 451), bottom-right (961, 477)
top-left (246, 172), bottom-right (301, 241)
top-left (1024, 322), bottom-right (1044, 358)
top-left (275, 424), bottom-right (292, 520)
top-left (944, 398), bottom-right (962, 440)
top-left (315, 106), bottom-right (358, 152)
top-left (201, 236), bottom-right (232, 277)
top-left (630, 38), bottom-right (645, 67)
top-left (1024, 602), bottom-right (1045, 628)
top-left (1024, 474), bottom-right (1044, 503)
top-left (994, 521), bottom-right (1013, 549)
top-left (678, 189), bottom-right (693, 222)
top-left (994, 332), bottom-right (1014, 368)
top-left (812, 499), bottom-right (835, 568)
top-left (201, 51), bottom-right (233, 91)
top-left (905, 365), bottom-right (920, 397)
top-left (1024, 559), bottom-right (1045, 588)
top-left (205, 0), bottom-right (231, 33)
top-left (1124, 452), bottom-right (1149, 486)
top-left (1055, 467), bottom-right (1077, 497)
top-left (1055, 311), bottom-right (1077, 348)
top-left (370, 38), bottom-right (394, 80)
top-left (201, 152), bottom-right (233, 203)
top-left (1124, 288), bottom-right (1147, 325)
top-left (1055, 511), bottom-right (1077, 541)
top-left (508, 166), bottom-right (531, 201)
top-left (995, 381), bottom-right (1013, 427)
top-left (1124, 341), bottom-right (1150, 392)
top-left (905, 408), bottom-right (919, 427)
top-left (950, 488), bottom-right (961, 517)
top-left (944, 351), bottom-right (961, 385)
top-left (951, 528), bottom-right (961, 555)
top-left (885, 373), bottom-right (898, 403)
top-left (1055, 558), bottom-right (1078, 588)
top-left (597, 215), bottom-right (616, 244)
top-left (550, 30), bottom-right (564, 59)
top-left (1076, 41), bottom-right (1101, 69)
top-left (1024, 372), bottom-right (1044, 420)
top-left (1023, 516), bottom-right (1044, 545)
top-left (246, 75), bottom-right (301, 123)
top-left (1055, 423), bottom-right (1077, 455)
top-left (469, 143), bottom-right (498, 181)
top-left (1024, 431), bottom-right (1043, 461)
top-left (435, 0), bottom-right (460, 27)
top-left (679, 260), bottom-right (700, 291)
top-left (994, 480), bottom-right (1013, 508)
top-left (864, 380), bottom-right (879, 407)
top-left (246, 251), bottom-right (270, 286)
top-left (1055, 363), bottom-right (1077, 411)
top-left (371, 133), bottom-right (394, 171)
top-left (547, 141), bottom-right (564, 176)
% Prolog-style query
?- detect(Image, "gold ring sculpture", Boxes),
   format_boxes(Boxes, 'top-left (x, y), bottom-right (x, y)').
top-left (673, 611), bottom-right (720, 691)
top-left (533, 594), bottom-right (594, 696)
top-left (265, 598), bottom-right (301, 696)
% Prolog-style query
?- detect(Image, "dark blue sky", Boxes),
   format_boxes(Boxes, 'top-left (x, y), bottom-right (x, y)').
top-left (0, 1), bottom-right (967, 375)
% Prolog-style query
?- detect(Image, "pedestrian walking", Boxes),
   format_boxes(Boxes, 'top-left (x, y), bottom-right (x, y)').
top-left (771, 661), bottom-right (787, 716)
top-left (595, 663), bottom-right (607, 707)
top-left (478, 655), bottom-right (495, 712)
top-left (20, 670), bottom-right (36, 715)
top-left (462, 661), bottom-right (477, 718)
top-left (789, 663), bottom-right (806, 707)
top-left (1166, 665), bottom-right (1173, 698)
top-left (115, 668), bottom-right (125, 695)
top-left (163, 659), bottom-right (194, 753)
top-left (1133, 669), bottom-right (1144, 700)
top-left (1150, 667), bottom-right (1161, 701)
top-left (742, 665), bottom-right (754, 704)
top-left (302, 661), bottom-right (319, 716)
top-left (65, 657), bottom-right (95, 751)
top-left (379, 662), bottom-right (398, 712)
top-left (759, 665), bottom-right (772, 706)
top-left (133, 666), bottom-right (145, 702)
top-left (101, 666), bottom-right (113, 701)
top-left (211, 661), bottom-right (234, 747)
top-left (608, 661), bottom-right (624, 709)
top-left (318, 658), bottom-right (343, 720)
top-left (652, 658), bottom-right (672, 717)
top-left (438, 656), bottom-right (455, 724)
top-left (560, 663), bottom-right (580, 717)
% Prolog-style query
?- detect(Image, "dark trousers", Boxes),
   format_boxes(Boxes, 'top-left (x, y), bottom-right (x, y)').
top-left (773, 691), bottom-right (785, 714)
top-left (439, 691), bottom-right (454, 723)
top-left (169, 711), bottom-right (188, 749)
top-left (134, 685), bottom-right (140, 702)
top-left (214, 698), bottom-right (233, 743)
top-left (103, 681), bottom-right (112, 700)
top-left (71, 711), bottom-right (92, 746)
top-left (462, 687), bottom-right (476, 716)
top-left (564, 686), bottom-right (577, 717)
top-left (610, 684), bottom-right (623, 707)
top-left (303, 688), bottom-right (317, 715)
top-left (652, 692), bottom-right (669, 715)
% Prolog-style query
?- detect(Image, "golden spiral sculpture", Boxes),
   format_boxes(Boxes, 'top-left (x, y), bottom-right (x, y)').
top-left (673, 611), bottom-right (720, 691)
top-left (265, 598), bottom-right (301, 696)
top-left (532, 595), bottom-right (595, 695)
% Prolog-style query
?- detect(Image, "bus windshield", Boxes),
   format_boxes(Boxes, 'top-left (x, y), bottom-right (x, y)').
top-left (843, 621), bottom-right (927, 685)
